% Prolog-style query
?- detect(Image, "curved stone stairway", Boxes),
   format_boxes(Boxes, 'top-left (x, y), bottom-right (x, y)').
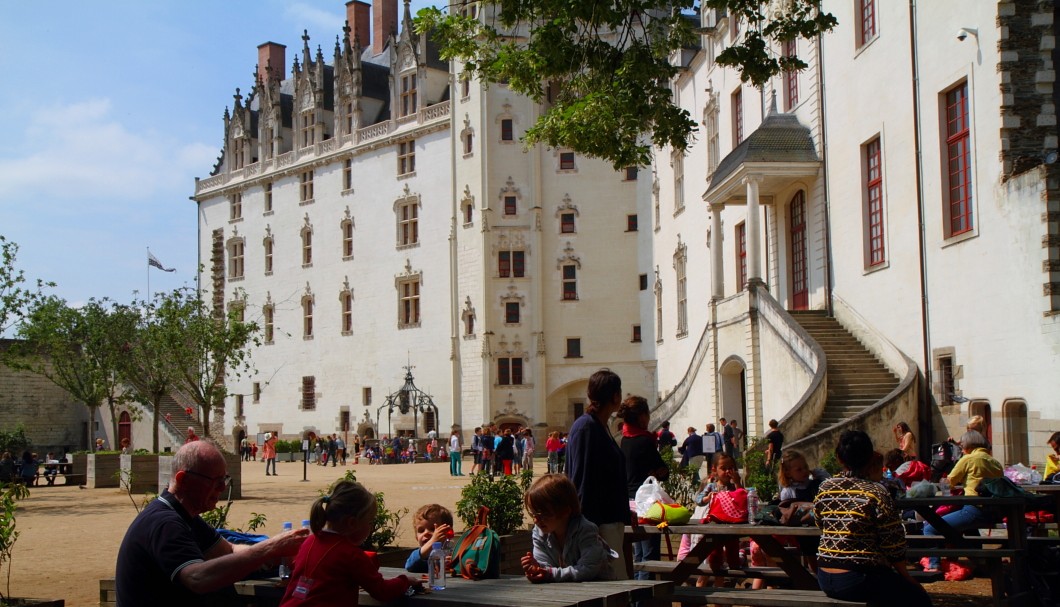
top-left (788, 310), bottom-right (899, 438)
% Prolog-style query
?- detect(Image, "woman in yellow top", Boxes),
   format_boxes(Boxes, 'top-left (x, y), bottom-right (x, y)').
top-left (1045, 431), bottom-right (1060, 481)
top-left (922, 431), bottom-right (1002, 571)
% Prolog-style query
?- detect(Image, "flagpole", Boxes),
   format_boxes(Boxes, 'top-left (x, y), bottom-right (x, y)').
top-left (147, 247), bottom-right (151, 302)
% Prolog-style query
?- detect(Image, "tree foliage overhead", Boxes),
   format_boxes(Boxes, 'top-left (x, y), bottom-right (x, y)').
top-left (0, 235), bottom-right (52, 336)
top-left (416, 0), bottom-right (835, 168)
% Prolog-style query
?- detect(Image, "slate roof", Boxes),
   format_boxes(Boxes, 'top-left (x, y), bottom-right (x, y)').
top-left (708, 111), bottom-right (819, 190)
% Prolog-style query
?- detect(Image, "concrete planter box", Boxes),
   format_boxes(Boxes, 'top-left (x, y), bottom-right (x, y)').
top-left (222, 450), bottom-right (242, 499)
top-left (158, 455), bottom-right (175, 492)
top-left (498, 530), bottom-right (532, 575)
top-left (86, 453), bottom-right (120, 488)
top-left (119, 454), bottom-right (159, 494)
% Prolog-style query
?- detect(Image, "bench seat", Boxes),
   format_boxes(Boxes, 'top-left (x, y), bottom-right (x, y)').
top-left (664, 586), bottom-right (867, 607)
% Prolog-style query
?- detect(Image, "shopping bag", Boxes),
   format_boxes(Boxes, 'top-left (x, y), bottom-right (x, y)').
top-left (633, 475), bottom-right (674, 516)
top-left (706, 488), bottom-right (748, 524)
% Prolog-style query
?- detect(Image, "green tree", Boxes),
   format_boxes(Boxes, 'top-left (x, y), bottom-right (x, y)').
top-left (10, 297), bottom-right (133, 451)
top-left (0, 235), bottom-right (51, 336)
top-left (117, 295), bottom-right (180, 453)
top-left (416, 0), bottom-right (835, 168)
top-left (152, 287), bottom-right (259, 438)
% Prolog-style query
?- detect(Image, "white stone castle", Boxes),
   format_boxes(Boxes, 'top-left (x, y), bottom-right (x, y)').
top-left (190, 0), bottom-right (1059, 466)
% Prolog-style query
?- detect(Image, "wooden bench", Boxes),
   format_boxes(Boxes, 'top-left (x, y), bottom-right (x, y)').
top-left (635, 559), bottom-right (795, 585)
top-left (662, 585), bottom-right (868, 607)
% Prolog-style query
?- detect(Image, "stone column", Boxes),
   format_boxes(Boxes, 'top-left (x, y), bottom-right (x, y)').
top-left (744, 176), bottom-right (762, 284)
top-left (711, 202), bottom-right (725, 299)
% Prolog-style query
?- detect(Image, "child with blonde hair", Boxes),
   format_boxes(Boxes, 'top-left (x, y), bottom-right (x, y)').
top-left (280, 480), bottom-right (420, 605)
top-left (520, 474), bottom-right (617, 582)
top-left (405, 503), bottom-right (454, 573)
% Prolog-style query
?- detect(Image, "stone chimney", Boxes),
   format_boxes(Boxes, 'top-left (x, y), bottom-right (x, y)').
top-left (346, 1), bottom-right (371, 50)
top-left (372, 0), bottom-right (398, 56)
top-left (257, 42), bottom-right (287, 82)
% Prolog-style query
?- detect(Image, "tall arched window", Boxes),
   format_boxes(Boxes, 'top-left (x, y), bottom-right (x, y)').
top-left (1002, 400), bottom-right (1028, 466)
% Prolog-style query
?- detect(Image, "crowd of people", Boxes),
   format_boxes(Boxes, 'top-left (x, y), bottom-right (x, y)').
top-left (107, 366), bottom-right (1060, 606)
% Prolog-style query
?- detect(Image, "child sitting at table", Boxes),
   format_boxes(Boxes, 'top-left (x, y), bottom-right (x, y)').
top-left (520, 473), bottom-right (618, 582)
top-left (693, 454), bottom-right (743, 588)
top-left (405, 504), bottom-right (454, 572)
top-left (279, 480), bottom-right (421, 606)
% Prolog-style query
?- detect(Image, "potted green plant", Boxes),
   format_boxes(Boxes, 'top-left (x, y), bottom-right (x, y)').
top-left (275, 439), bottom-right (293, 462)
top-left (455, 472), bottom-right (529, 574)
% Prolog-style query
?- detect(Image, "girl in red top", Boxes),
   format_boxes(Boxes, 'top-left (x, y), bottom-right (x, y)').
top-left (280, 480), bottom-right (420, 606)
top-left (545, 431), bottom-right (563, 473)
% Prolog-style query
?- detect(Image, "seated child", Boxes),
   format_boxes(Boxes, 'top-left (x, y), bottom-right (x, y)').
top-left (279, 480), bottom-right (420, 606)
top-left (693, 454), bottom-right (742, 588)
top-left (520, 473), bottom-right (618, 583)
top-left (405, 504), bottom-right (454, 573)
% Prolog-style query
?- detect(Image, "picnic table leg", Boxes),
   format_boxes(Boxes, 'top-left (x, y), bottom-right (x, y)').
top-left (666, 536), bottom-right (720, 586)
top-left (752, 535), bottom-right (819, 590)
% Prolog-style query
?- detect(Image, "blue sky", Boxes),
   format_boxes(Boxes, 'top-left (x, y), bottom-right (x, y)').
top-left (0, 0), bottom-right (436, 315)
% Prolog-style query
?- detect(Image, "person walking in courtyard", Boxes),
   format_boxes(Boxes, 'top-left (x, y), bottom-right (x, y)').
top-left (764, 419), bottom-right (784, 469)
top-left (565, 368), bottom-right (629, 580)
top-left (729, 419), bottom-right (744, 460)
top-left (263, 433), bottom-right (278, 476)
top-left (678, 426), bottom-right (703, 470)
top-left (522, 428), bottom-right (536, 473)
top-left (546, 431), bottom-right (563, 473)
top-left (449, 429), bottom-right (464, 476)
top-left (720, 417), bottom-right (735, 458)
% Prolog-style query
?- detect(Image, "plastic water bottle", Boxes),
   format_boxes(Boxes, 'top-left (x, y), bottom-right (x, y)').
top-left (746, 487), bottom-right (759, 524)
top-left (939, 476), bottom-right (950, 495)
top-left (428, 541), bottom-right (446, 590)
top-left (279, 521), bottom-right (293, 580)
top-left (1031, 465), bottom-right (1043, 485)
top-left (302, 519), bottom-right (311, 530)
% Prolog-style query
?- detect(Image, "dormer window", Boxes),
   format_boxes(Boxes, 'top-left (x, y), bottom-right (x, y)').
top-left (400, 74), bottom-right (417, 117)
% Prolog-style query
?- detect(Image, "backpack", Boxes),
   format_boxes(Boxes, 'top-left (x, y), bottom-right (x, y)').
top-left (450, 506), bottom-right (501, 579)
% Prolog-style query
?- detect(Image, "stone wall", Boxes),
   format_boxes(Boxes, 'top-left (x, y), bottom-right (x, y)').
top-left (0, 340), bottom-right (92, 455)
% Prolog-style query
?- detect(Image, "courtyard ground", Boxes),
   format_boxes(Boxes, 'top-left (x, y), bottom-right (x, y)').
top-left (6, 457), bottom-right (992, 606)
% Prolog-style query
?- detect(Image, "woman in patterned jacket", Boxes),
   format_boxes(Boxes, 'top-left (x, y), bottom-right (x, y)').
top-left (813, 430), bottom-right (932, 606)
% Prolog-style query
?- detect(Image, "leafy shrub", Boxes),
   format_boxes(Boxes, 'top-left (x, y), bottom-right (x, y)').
top-left (0, 425), bottom-right (31, 457)
top-left (660, 448), bottom-right (699, 508)
top-left (275, 440), bottom-right (292, 454)
top-left (456, 472), bottom-right (525, 535)
top-left (819, 450), bottom-right (842, 476)
top-left (741, 437), bottom-right (779, 503)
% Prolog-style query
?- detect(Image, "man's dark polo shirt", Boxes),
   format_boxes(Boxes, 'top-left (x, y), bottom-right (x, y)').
top-left (115, 490), bottom-right (231, 607)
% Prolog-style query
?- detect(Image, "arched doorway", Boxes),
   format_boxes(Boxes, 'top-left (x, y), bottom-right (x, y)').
top-left (719, 357), bottom-right (748, 434)
top-left (118, 411), bottom-right (132, 450)
top-left (1002, 400), bottom-right (1028, 466)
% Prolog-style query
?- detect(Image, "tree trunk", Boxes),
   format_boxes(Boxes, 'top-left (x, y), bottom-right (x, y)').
top-left (107, 395), bottom-right (120, 447)
top-left (86, 404), bottom-right (99, 451)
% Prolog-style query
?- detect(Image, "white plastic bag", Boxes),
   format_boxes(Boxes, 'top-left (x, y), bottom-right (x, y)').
top-left (1004, 463), bottom-right (1034, 485)
top-left (633, 475), bottom-right (674, 516)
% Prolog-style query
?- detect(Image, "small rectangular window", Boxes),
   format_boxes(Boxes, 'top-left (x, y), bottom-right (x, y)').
top-left (464, 131), bottom-right (474, 155)
top-left (559, 152), bottom-right (576, 170)
top-left (939, 356), bottom-right (955, 402)
top-left (562, 265), bottom-right (577, 300)
top-left (303, 297), bottom-right (314, 337)
top-left (560, 213), bottom-right (576, 233)
top-left (627, 214), bottom-right (638, 232)
top-left (230, 193), bottom-right (242, 220)
top-left (461, 78), bottom-right (470, 98)
top-left (253, 382), bottom-right (261, 403)
top-left (301, 376), bottom-right (316, 410)
top-left (639, 274), bottom-right (648, 291)
top-left (632, 325), bottom-right (642, 342)
top-left (343, 159), bottom-right (353, 191)
top-left (504, 195), bottom-right (517, 216)
top-left (264, 182), bottom-right (273, 213)
top-left (505, 302), bottom-right (520, 324)
top-left (501, 119), bottom-right (513, 141)
top-left (398, 140), bottom-right (416, 175)
top-left (300, 170), bottom-right (314, 203)
top-left (565, 338), bottom-right (581, 358)
top-left (624, 166), bottom-right (638, 181)
top-left (513, 251), bottom-right (525, 278)
top-left (363, 387), bottom-right (372, 407)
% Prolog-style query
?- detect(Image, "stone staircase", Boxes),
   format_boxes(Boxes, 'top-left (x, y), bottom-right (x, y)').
top-left (789, 310), bottom-right (899, 437)
top-left (157, 394), bottom-right (205, 440)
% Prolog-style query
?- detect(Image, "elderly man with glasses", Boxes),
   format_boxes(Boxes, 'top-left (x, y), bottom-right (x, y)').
top-left (115, 440), bottom-right (307, 607)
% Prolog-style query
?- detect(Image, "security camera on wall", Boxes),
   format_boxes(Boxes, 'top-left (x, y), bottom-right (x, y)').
top-left (957, 29), bottom-right (968, 41)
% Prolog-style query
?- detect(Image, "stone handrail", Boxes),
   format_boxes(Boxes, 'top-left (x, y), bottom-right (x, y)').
top-left (275, 151), bottom-right (295, 167)
top-left (420, 101), bottom-right (451, 122)
top-left (196, 174), bottom-right (225, 193)
top-left (357, 121), bottom-right (390, 143)
top-left (753, 285), bottom-right (828, 448)
top-left (649, 308), bottom-right (714, 422)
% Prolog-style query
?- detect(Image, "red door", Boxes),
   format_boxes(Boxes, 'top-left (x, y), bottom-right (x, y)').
top-left (789, 192), bottom-right (808, 310)
top-left (118, 411), bottom-right (132, 450)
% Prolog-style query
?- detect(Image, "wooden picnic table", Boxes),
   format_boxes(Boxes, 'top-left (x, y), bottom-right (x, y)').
top-left (234, 566), bottom-right (674, 607)
top-left (624, 523), bottom-right (820, 590)
top-left (897, 495), bottom-right (1030, 607)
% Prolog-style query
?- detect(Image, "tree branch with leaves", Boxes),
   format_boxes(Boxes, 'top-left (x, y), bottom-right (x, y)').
top-left (415, 0), bottom-right (835, 169)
